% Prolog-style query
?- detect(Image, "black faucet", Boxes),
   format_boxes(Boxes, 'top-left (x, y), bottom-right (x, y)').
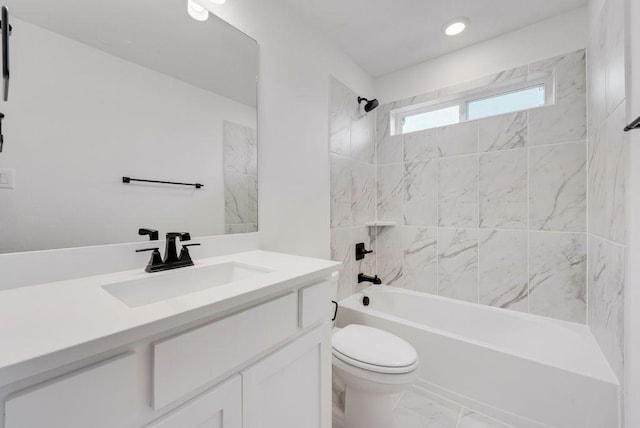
top-left (358, 273), bottom-right (382, 285)
top-left (164, 232), bottom-right (191, 264)
top-left (136, 230), bottom-right (200, 273)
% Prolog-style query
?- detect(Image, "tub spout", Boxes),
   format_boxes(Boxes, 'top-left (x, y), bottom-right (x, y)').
top-left (358, 273), bottom-right (382, 285)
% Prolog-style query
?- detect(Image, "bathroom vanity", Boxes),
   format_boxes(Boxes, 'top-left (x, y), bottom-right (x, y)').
top-left (0, 251), bottom-right (340, 428)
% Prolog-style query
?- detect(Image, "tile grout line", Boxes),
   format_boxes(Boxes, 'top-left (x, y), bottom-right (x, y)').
top-left (527, 110), bottom-right (531, 314)
top-left (477, 121), bottom-right (481, 304)
top-left (585, 120), bottom-right (590, 325)
top-left (375, 137), bottom-right (584, 166)
top-left (436, 131), bottom-right (440, 295)
top-left (349, 107), bottom-right (355, 295)
top-left (373, 109), bottom-right (378, 285)
top-left (401, 131), bottom-right (405, 288)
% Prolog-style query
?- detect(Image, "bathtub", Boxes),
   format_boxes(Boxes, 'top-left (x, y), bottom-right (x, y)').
top-left (336, 286), bottom-right (620, 428)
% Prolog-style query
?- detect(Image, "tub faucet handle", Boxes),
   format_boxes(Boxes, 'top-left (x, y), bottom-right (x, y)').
top-left (355, 243), bottom-right (373, 261)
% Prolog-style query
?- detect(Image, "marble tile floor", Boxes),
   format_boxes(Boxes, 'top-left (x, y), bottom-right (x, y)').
top-left (334, 385), bottom-right (513, 428)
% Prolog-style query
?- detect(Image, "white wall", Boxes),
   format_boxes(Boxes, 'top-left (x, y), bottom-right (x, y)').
top-left (374, 7), bottom-right (587, 103)
top-left (0, 17), bottom-right (256, 253)
top-left (200, 0), bottom-right (374, 259)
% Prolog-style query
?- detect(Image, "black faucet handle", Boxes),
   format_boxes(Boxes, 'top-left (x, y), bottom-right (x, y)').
top-left (136, 247), bottom-right (160, 253)
top-left (355, 243), bottom-right (374, 261)
top-left (136, 247), bottom-right (164, 273)
top-left (139, 228), bottom-right (159, 241)
top-left (178, 243), bottom-right (200, 264)
top-left (166, 232), bottom-right (191, 241)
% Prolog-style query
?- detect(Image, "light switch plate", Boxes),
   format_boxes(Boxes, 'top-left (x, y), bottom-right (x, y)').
top-left (0, 169), bottom-right (15, 189)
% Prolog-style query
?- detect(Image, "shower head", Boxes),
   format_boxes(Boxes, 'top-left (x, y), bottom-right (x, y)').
top-left (358, 96), bottom-right (379, 113)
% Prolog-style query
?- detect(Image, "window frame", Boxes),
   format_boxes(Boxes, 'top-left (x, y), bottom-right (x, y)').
top-left (390, 71), bottom-right (555, 136)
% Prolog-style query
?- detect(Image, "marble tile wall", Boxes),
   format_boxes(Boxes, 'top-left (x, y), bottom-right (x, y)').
top-left (223, 121), bottom-right (258, 234)
top-left (329, 77), bottom-right (377, 299)
top-left (587, 0), bottom-right (627, 384)
top-left (374, 50), bottom-right (589, 324)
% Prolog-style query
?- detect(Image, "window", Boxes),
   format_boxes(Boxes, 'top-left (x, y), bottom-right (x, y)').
top-left (392, 73), bottom-right (552, 136)
top-left (467, 85), bottom-right (545, 120)
top-left (402, 105), bottom-right (460, 134)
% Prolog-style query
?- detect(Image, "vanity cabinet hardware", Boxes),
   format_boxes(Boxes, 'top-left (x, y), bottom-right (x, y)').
top-left (624, 115), bottom-right (640, 132)
top-left (1, 6), bottom-right (10, 102)
top-left (122, 176), bottom-right (204, 189)
top-left (139, 228), bottom-right (159, 241)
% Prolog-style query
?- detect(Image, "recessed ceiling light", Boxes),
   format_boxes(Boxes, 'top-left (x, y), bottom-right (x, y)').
top-left (444, 18), bottom-right (469, 36)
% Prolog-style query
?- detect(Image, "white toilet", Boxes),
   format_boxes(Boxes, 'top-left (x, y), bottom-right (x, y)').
top-left (332, 324), bottom-right (419, 428)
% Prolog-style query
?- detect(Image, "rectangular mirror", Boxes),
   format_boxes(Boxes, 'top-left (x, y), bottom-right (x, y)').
top-left (0, 0), bottom-right (258, 254)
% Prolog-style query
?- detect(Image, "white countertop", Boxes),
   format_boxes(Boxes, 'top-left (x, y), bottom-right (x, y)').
top-left (0, 250), bottom-right (340, 385)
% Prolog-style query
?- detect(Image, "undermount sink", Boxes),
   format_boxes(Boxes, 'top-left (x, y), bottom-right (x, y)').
top-left (102, 262), bottom-right (273, 308)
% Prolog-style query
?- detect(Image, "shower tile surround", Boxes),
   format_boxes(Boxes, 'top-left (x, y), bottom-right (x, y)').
top-left (587, 0), bottom-right (627, 386)
top-left (223, 121), bottom-right (258, 234)
top-left (330, 50), bottom-right (591, 324)
top-left (329, 78), bottom-right (377, 300)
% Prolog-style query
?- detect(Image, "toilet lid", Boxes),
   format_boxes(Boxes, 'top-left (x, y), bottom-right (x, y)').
top-left (332, 325), bottom-right (418, 370)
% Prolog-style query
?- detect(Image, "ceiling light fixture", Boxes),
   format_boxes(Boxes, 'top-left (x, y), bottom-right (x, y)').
top-left (444, 17), bottom-right (469, 36)
top-left (188, 0), bottom-right (209, 21)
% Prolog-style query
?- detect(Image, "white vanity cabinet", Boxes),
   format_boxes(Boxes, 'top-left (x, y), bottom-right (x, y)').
top-left (152, 292), bottom-right (299, 410)
top-left (242, 324), bottom-right (331, 428)
top-left (146, 376), bottom-right (242, 428)
top-left (1, 279), bottom-right (333, 428)
top-left (4, 353), bottom-right (139, 428)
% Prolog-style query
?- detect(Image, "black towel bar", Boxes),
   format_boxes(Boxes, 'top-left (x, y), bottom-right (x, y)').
top-left (1, 6), bottom-right (10, 102)
top-left (122, 176), bottom-right (204, 189)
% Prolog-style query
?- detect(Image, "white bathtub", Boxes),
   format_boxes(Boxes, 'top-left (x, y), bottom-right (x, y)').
top-left (336, 286), bottom-right (620, 428)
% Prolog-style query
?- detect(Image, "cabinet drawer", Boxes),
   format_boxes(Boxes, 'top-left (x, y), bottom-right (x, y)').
top-left (299, 281), bottom-right (331, 329)
top-left (5, 353), bottom-right (138, 428)
top-left (153, 292), bottom-right (298, 409)
top-left (147, 375), bottom-right (241, 428)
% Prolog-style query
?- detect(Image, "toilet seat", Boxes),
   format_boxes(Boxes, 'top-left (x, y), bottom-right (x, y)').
top-left (332, 325), bottom-right (418, 374)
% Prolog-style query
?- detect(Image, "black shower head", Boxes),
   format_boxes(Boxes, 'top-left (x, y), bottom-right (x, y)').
top-left (358, 96), bottom-right (379, 113)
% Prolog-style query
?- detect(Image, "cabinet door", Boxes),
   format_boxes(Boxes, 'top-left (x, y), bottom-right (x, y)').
top-left (242, 323), bottom-right (331, 428)
top-left (147, 375), bottom-right (241, 428)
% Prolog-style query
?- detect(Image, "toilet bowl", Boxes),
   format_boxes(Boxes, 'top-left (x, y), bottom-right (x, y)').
top-left (332, 324), bottom-right (419, 428)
